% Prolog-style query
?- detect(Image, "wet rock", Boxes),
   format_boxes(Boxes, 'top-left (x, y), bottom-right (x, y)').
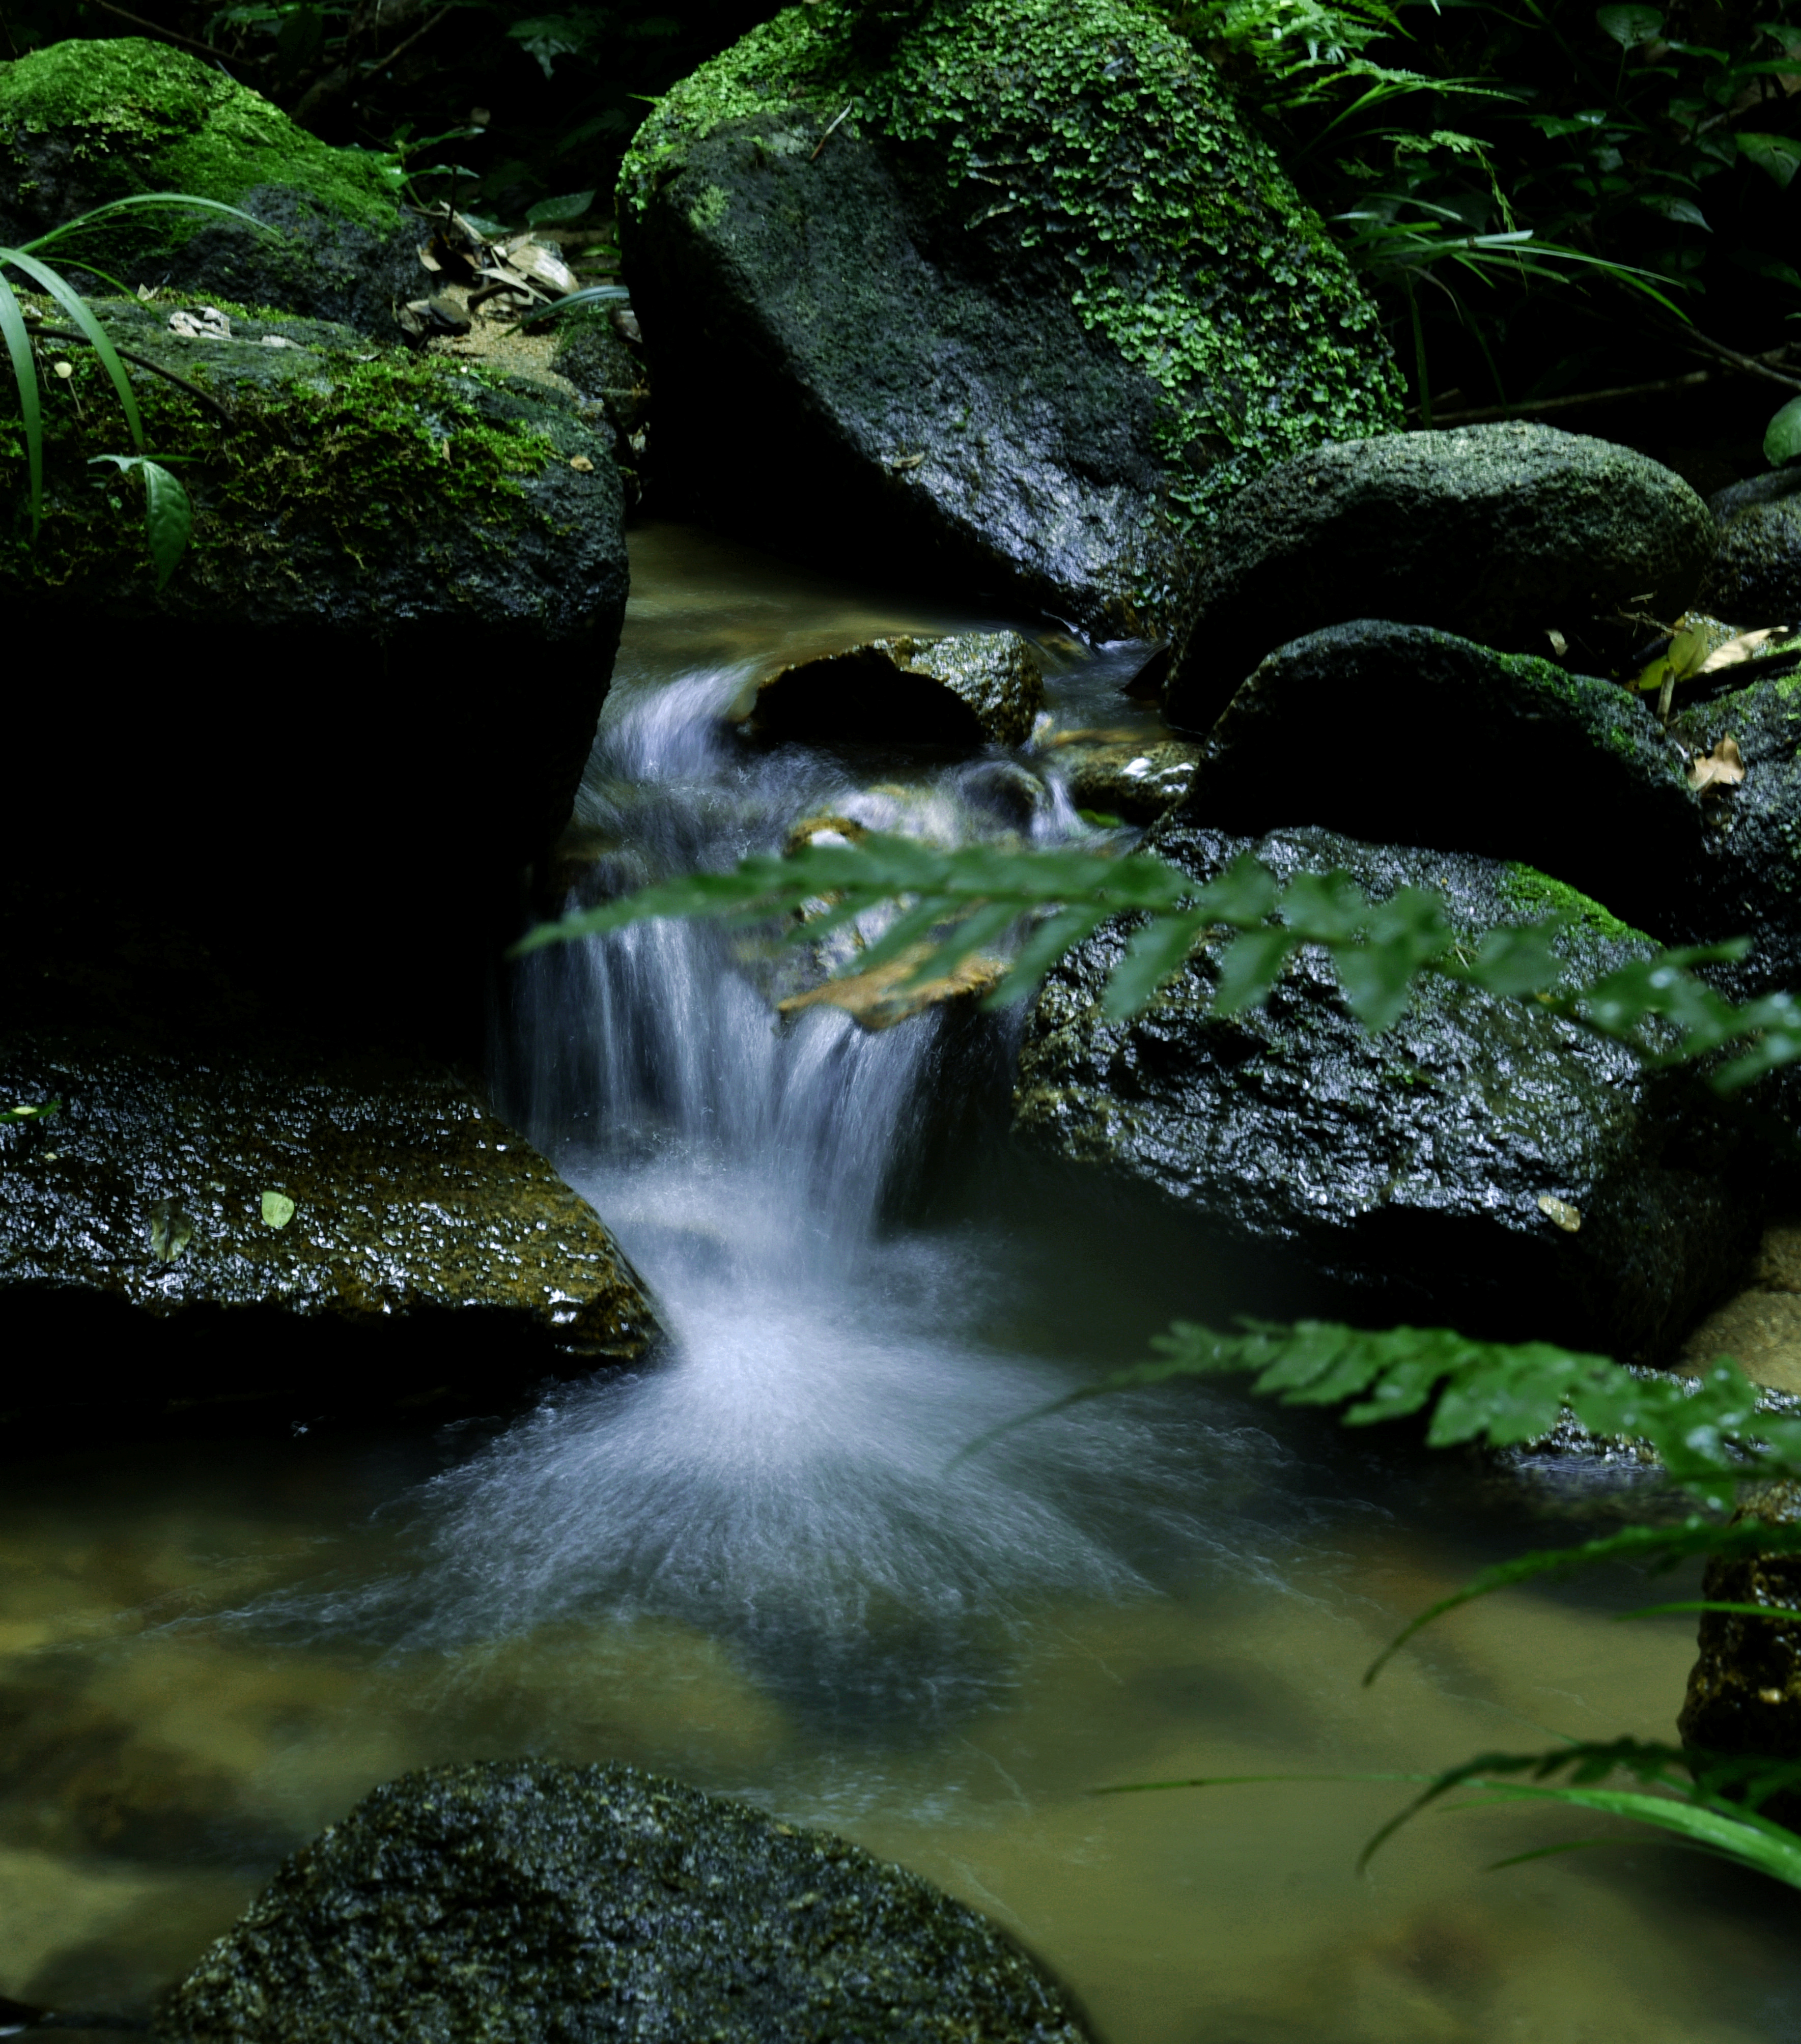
top-left (3, 298), bottom-right (628, 1043)
top-left (1667, 631), bottom-right (1801, 999)
top-left (1063, 737), bottom-right (1201, 822)
top-left (1679, 1483), bottom-right (1801, 1829)
top-left (0, 40), bottom-right (423, 335)
top-left (1013, 819), bottom-right (1758, 1360)
top-left (155, 1759), bottom-right (1091, 2043)
top-left (617, 0), bottom-right (1400, 634)
top-left (1698, 470), bottom-right (1801, 626)
top-left (1680, 1219), bottom-right (1801, 1397)
top-left (0, 1033), bottom-right (660, 1438)
top-left (1163, 424), bottom-right (1716, 731)
top-left (754, 632), bottom-right (1045, 747)
top-left (552, 303), bottom-right (651, 437)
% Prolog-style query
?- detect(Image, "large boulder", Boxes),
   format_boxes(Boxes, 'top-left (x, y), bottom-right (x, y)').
top-left (1697, 469), bottom-right (1801, 626)
top-left (0, 1032), bottom-right (660, 1440)
top-left (0, 39), bottom-right (423, 334)
top-left (1162, 423), bottom-right (1716, 731)
top-left (1013, 818), bottom-right (1758, 1361)
top-left (3, 298), bottom-right (629, 1039)
top-left (155, 1761), bottom-right (1091, 2043)
top-left (617, 0), bottom-right (1401, 635)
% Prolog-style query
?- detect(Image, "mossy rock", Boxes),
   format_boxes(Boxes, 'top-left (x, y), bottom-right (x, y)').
top-left (1014, 818), bottom-right (1759, 1362)
top-left (0, 1031), bottom-right (661, 1443)
top-left (2, 298), bottom-right (628, 1038)
top-left (616, 0), bottom-right (1401, 635)
top-left (154, 1759), bottom-right (1092, 2043)
top-left (1698, 469), bottom-right (1801, 626)
top-left (1063, 737), bottom-right (1199, 822)
top-left (552, 304), bottom-right (649, 434)
top-left (0, 38), bottom-right (424, 333)
top-left (1163, 423), bottom-right (1717, 730)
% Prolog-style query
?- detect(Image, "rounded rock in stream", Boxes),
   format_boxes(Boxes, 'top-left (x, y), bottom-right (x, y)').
top-left (155, 1761), bottom-right (1094, 2044)
top-left (753, 631), bottom-right (1045, 747)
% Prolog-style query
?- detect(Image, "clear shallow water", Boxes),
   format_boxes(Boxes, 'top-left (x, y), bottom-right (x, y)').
top-left (4, 522), bottom-right (1799, 2041)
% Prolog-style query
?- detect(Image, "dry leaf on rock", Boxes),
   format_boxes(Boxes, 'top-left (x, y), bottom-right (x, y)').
top-left (778, 944), bottom-right (1007, 1031)
top-left (1689, 734), bottom-right (1746, 795)
top-left (1537, 1194), bottom-right (1583, 1232)
top-left (167, 306), bottom-right (231, 340)
top-left (1696, 628), bottom-right (1778, 676)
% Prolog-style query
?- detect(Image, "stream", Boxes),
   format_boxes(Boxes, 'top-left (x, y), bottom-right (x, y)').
top-left (5, 524), bottom-right (1801, 2042)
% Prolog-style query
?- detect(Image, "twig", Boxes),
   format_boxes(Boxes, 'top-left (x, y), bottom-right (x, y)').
top-left (90, 0), bottom-right (235, 61)
top-left (810, 104), bottom-right (853, 163)
top-left (1420, 370), bottom-right (1713, 425)
top-left (360, 3), bottom-right (452, 76)
top-left (1680, 328), bottom-right (1801, 394)
top-left (34, 327), bottom-right (235, 424)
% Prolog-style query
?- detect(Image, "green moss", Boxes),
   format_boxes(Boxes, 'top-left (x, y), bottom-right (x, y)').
top-left (1501, 863), bottom-right (1649, 945)
top-left (1, 321), bottom-right (559, 592)
top-left (686, 182), bottom-right (730, 232)
top-left (620, 0), bottom-right (1402, 589)
top-left (0, 39), bottom-right (398, 235)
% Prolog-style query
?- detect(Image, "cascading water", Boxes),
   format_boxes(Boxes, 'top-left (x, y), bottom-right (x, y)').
top-left (367, 653), bottom-right (1298, 1730)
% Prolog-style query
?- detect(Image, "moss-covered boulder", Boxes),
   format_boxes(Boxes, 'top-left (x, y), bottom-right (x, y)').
top-left (617, 0), bottom-right (1401, 636)
top-left (1062, 736), bottom-right (1200, 822)
top-left (1163, 424), bottom-right (1716, 731)
top-left (753, 630), bottom-right (1045, 746)
top-left (3, 298), bottom-right (628, 1039)
top-left (1698, 469), bottom-right (1801, 626)
top-left (1014, 818), bottom-right (1758, 1361)
top-left (155, 1760), bottom-right (1091, 2043)
top-left (0, 38), bottom-right (421, 333)
top-left (0, 1032), bottom-right (660, 1441)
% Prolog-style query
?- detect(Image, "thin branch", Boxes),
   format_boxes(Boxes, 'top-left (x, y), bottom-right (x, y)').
top-left (34, 326), bottom-right (236, 424)
top-left (90, 0), bottom-right (235, 62)
top-left (1681, 329), bottom-right (1801, 394)
top-left (360, 3), bottom-right (452, 76)
top-left (1421, 369), bottom-right (1713, 424)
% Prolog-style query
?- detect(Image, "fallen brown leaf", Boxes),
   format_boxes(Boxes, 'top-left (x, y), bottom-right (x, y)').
top-left (778, 944), bottom-right (1007, 1032)
top-left (1695, 628), bottom-right (1778, 676)
top-left (1689, 733), bottom-right (1746, 795)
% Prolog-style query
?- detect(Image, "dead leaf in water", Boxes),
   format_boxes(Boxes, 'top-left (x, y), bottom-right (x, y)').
top-left (1689, 734), bottom-right (1746, 795)
top-left (779, 944), bottom-right (1007, 1031)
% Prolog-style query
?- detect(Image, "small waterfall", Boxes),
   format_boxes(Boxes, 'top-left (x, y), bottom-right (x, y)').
top-left (251, 648), bottom-right (1298, 1735)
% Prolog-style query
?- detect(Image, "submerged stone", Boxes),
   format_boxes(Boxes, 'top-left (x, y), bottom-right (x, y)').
top-left (1013, 819), bottom-right (1757, 1361)
top-left (1163, 424), bottom-right (1716, 731)
top-left (0, 1033), bottom-right (660, 1439)
top-left (0, 39), bottom-right (422, 333)
top-left (617, 0), bottom-right (1400, 633)
top-left (754, 631), bottom-right (1045, 747)
top-left (155, 1759), bottom-right (1092, 2043)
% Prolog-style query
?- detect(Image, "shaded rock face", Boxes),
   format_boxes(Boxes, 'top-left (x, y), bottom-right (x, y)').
top-left (3, 299), bottom-right (628, 1041)
top-left (0, 1034), bottom-right (660, 1439)
top-left (1014, 820), bottom-right (1757, 1360)
top-left (754, 631), bottom-right (1045, 747)
top-left (1698, 470), bottom-right (1801, 627)
top-left (155, 1761), bottom-right (1092, 2044)
top-left (1061, 735), bottom-right (1198, 822)
top-left (0, 39), bottom-right (421, 334)
top-left (1163, 424), bottom-right (1716, 731)
top-left (1680, 1484), bottom-right (1801, 1830)
top-left (617, 0), bottom-right (1400, 634)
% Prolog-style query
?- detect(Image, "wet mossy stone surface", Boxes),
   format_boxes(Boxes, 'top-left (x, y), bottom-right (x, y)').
top-left (1014, 819), bottom-right (1758, 1361)
top-left (1062, 736), bottom-right (1200, 823)
top-left (0, 38), bottom-right (423, 334)
top-left (3, 298), bottom-right (628, 1039)
top-left (754, 631), bottom-right (1045, 747)
top-left (1698, 468), bottom-right (1801, 626)
top-left (1162, 423), bottom-right (1717, 731)
top-left (154, 1759), bottom-right (1092, 2043)
top-left (0, 1032), bottom-right (661, 1440)
top-left (617, 0), bottom-right (1400, 635)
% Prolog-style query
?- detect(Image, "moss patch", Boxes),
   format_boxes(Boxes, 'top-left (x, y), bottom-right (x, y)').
top-left (1501, 863), bottom-right (1649, 945)
top-left (0, 39), bottom-right (397, 235)
top-left (621, 0), bottom-right (1402, 577)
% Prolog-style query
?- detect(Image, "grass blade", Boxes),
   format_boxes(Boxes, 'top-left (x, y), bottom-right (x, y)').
top-left (0, 270), bottom-right (43, 536)
top-left (1, 250), bottom-right (145, 452)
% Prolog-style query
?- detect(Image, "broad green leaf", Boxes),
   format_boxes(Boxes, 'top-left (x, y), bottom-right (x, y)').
top-left (1597, 3), bottom-right (1664, 46)
top-left (1738, 132), bottom-right (1801, 190)
top-left (526, 189), bottom-right (597, 224)
top-left (89, 456), bottom-right (195, 587)
top-left (1211, 924), bottom-right (1296, 1014)
top-left (1765, 395), bottom-right (1801, 467)
top-left (1, 1097), bottom-right (59, 1123)
top-left (148, 1198), bottom-right (194, 1264)
top-left (261, 1190), bottom-right (296, 1229)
